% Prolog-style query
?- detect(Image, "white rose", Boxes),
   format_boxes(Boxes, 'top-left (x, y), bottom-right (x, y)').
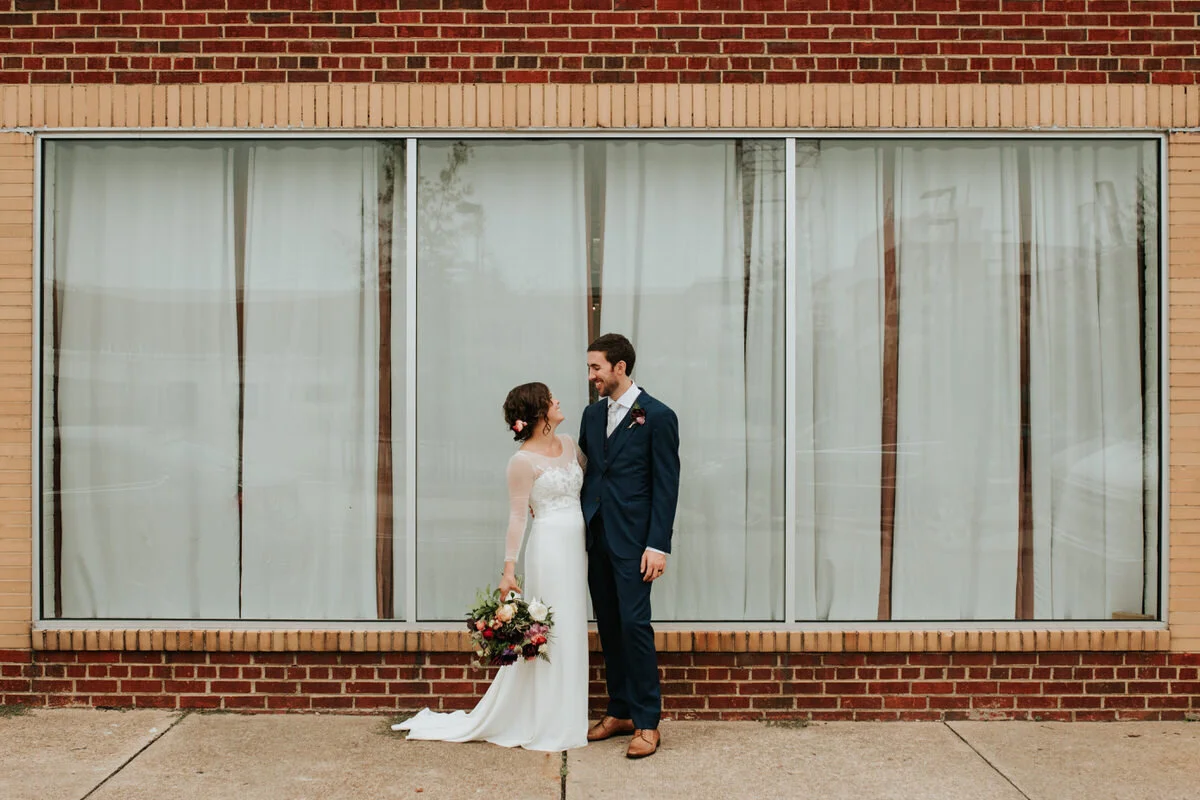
top-left (528, 599), bottom-right (548, 623)
top-left (496, 604), bottom-right (516, 623)
top-left (538, 644), bottom-right (548, 654)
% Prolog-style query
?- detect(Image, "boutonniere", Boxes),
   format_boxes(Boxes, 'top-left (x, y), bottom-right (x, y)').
top-left (627, 403), bottom-right (646, 429)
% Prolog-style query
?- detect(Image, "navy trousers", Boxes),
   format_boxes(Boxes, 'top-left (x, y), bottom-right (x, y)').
top-left (587, 513), bottom-right (661, 730)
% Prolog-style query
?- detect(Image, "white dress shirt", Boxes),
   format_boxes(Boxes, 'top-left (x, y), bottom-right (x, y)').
top-left (606, 383), bottom-right (642, 437)
top-left (606, 383), bottom-right (665, 557)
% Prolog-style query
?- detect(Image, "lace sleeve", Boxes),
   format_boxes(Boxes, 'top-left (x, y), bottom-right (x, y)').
top-left (504, 453), bottom-right (535, 562)
top-left (563, 433), bottom-right (586, 470)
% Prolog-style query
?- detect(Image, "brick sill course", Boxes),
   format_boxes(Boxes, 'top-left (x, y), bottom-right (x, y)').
top-left (2, 647), bottom-right (1195, 722)
top-left (29, 628), bottom-right (1170, 654)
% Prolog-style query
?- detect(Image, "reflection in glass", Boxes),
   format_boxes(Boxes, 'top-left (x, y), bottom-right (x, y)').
top-left (795, 140), bottom-right (1159, 622)
top-left (598, 141), bottom-right (786, 621)
top-left (41, 140), bottom-right (405, 620)
top-left (416, 140), bottom-right (787, 622)
top-left (415, 141), bottom-right (590, 620)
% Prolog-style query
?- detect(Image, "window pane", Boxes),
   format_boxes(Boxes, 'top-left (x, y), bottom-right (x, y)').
top-left (795, 139), bottom-right (1160, 622)
top-left (41, 140), bottom-right (406, 620)
top-left (599, 140), bottom-right (786, 621)
top-left (239, 142), bottom-right (404, 620)
top-left (415, 141), bottom-right (590, 620)
top-left (415, 140), bottom-right (786, 622)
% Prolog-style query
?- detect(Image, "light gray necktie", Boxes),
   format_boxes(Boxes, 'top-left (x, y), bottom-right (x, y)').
top-left (606, 400), bottom-right (620, 437)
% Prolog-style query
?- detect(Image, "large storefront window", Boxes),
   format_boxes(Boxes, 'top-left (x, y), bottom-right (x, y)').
top-left (415, 140), bottom-right (786, 621)
top-left (38, 136), bottom-right (1160, 624)
top-left (795, 140), bottom-right (1159, 622)
top-left (41, 140), bottom-right (406, 620)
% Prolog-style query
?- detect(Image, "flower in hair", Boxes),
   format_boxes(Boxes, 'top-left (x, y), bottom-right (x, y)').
top-left (512, 420), bottom-right (527, 433)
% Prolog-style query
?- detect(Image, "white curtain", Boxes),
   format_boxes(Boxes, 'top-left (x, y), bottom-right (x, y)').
top-left (416, 142), bottom-right (589, 620)
top-left (794, 143), bottom-right (885, 620)
top-left (45, 142), bottom-right (241, 618)
top-left (890, 144), bottom-right (1022, 620)
top-left (240, 143), bottom-right (386, 619)
top-left (601, 141), bottom-right (784, 621)
top-left (1029, 143), bottom-right (1150, 619)
top-left (743, 143), bottom-right (787, 621)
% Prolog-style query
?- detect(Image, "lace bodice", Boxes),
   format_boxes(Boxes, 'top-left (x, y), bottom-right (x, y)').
top-left (503, 434), bottom-right (585, 561)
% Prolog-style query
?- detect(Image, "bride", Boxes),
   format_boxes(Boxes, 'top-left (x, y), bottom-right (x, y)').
top-left (392, 382), bottom-right (590, 751)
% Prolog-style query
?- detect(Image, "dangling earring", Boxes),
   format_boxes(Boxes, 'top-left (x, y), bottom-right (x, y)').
top-left (542, 419), bottom-right (551, 436)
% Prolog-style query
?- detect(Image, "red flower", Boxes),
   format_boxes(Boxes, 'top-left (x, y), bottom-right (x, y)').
top-left (629, 406), bottom-right (646, 427)
top-left (483, 629), bottom-right (494, 639)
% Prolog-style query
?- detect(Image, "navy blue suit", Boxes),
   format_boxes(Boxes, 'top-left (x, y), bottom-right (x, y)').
top-left (579, 389), bottom-right (680, 730)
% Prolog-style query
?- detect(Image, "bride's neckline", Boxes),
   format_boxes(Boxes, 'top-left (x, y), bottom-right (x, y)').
top-left (519, 434), bottom-right (565, 460)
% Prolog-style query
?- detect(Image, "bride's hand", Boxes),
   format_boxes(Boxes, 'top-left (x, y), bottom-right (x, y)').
top-left (499, 573), bottom-right (521, 599)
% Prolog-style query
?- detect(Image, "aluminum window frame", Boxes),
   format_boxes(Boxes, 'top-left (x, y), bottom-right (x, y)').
top-left (30, 129), bottom-right (1170, 632)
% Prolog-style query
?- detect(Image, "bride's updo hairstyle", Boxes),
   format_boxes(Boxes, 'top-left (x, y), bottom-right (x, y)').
top-left (503, 382), bottom-right (552, 443)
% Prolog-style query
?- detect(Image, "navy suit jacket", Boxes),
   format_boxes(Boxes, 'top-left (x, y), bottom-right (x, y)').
top-left (579, 390), bottom-right (681, 561)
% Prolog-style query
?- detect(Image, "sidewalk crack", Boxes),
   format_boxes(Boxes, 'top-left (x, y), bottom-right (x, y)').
top-left (79, 710), bottom-right (189, 800)
top-left (944, 722), bottom-right (1033, 800)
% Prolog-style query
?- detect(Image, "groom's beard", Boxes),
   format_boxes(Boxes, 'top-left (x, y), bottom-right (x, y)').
top-left (594, 378), bottom-right (619, 398)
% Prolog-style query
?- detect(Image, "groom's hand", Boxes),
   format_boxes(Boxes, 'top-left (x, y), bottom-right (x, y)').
top-left (641, 549), bottom-right (667, 583)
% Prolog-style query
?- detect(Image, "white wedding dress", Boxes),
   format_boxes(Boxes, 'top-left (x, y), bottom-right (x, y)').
top-left (393, 434), bottom-right (589, 751)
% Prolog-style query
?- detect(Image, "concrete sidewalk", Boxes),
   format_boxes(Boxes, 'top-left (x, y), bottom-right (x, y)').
top-left (2, 709), bottom-right (1197, 800)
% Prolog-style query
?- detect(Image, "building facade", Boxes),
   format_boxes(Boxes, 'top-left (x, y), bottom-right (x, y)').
top-left (1, 0), bottom-right (1200, 720)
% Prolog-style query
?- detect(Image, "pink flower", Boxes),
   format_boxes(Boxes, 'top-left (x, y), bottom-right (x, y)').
top-left (512, 420), bottom-right (527, 433)
top-left (474, 620), bottom-right (486, 631)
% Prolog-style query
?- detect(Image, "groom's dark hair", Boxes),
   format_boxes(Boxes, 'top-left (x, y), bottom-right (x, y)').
top-left (588, 333), bottom-right (636, 377)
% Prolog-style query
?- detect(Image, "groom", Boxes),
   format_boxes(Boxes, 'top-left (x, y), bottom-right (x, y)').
top-left (578, 333), bottom-right (680, 759)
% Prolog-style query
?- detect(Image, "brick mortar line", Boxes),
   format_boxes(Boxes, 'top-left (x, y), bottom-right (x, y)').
top-left (78, 709), bottom-right (187, 800)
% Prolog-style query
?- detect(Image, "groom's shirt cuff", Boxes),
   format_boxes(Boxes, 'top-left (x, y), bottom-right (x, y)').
top-left (646, 547), bottom-right (666, 556)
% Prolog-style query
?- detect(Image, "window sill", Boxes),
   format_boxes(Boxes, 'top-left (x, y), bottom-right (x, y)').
top-left (29, 628), bottom-right (1171, 653)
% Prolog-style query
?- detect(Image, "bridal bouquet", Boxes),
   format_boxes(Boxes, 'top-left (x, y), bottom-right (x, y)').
top-left (466, 586), bottom-right (554, 668)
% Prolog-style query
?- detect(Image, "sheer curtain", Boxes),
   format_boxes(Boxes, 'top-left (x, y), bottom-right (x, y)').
top-left (240, 143), bottom-right (386, 619)
top-left (44, 142), bottom-right (241, 618)
top-left (600, 141), bottom-right (783, 621)
top-left (794, 143), bottom-right (885, 620)
top-left (742, 142), bottom-right (787, 620)
top-left (890, 144), bottom-right (1022, 620)
top-left (1029, 143), bottom-right (1151, 619)
top-left (416, 142), bottom-right (589, 620)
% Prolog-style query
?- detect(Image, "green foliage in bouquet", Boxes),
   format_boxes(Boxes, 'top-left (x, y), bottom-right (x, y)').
top-left (466, 583), bottom-right (554, 668)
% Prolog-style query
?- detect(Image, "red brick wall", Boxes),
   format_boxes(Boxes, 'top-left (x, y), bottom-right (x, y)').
top-left (2, 0), bottom-right (1199, 86)
top-left (3, 649), bottom-right (1198, 722)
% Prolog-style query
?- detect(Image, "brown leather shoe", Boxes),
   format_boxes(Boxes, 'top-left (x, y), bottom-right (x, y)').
top-left (625, 729), bottom-right (660, 759)
top-left (587, 715), bottom-right (635, 742)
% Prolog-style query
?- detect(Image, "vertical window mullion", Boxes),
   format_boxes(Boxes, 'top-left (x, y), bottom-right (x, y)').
top-left (405, 138), bottom-right (418, 624)
top-left (784, 137), bottom-right (797, 625)
top-left (1158, 137), bottom-right (1169, 622)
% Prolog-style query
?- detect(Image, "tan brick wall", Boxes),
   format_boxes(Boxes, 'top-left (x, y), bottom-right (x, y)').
top-left (2, 84), bottom-right (1200, 130)
top-left (1168, 132), bottom-right (1200, 653)
top-left (0, 84), bottom-right (1195, 653)
top-left (0, 131), bottom-right (32, 652)
top-left (27, 628), bottom-right (1172, 654)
